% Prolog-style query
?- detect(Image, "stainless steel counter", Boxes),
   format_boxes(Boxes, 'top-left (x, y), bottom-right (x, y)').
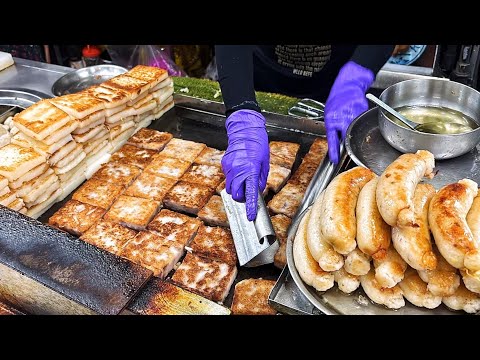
top-left (0, 58), bottom-right (72, 98)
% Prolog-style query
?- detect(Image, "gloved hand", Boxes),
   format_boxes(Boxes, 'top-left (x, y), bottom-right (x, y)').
top-left (221, 109), bottom-right (270, 221)
top-left (324, 60), bottom-right (374, 164)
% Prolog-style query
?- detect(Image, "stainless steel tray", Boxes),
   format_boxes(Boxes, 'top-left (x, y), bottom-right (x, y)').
top-left (346, 108), bottom-right (480, 189)
top-left (51, 64), bottom-right (127, 96)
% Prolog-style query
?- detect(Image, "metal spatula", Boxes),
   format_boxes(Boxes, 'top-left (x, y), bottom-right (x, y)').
top-left (221, 188), bottom-right (277, 267)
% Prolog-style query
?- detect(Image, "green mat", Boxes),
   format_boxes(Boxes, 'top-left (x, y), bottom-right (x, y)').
top-left (173, 77), bottom-right (299, 116)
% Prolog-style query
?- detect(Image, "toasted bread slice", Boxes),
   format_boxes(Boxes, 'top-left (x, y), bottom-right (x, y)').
top-left (12, 100), bottom-right (72, 141)
top-left (127, 128), bottom-right (172, 151)
top-left (25, 180), bottom-right (60, 207)
top-left (48, 199), bottom-right (106, 236)
top-left (120, 231), bottom-right (184, 278)
top-left (109, 144), bottom-right (156, 169)
top-left (11, 132), bottom-right (73, 158)
top-left (72, 109), bottom-right (106, 132)
top-left (110, 129), bottom-right (136, 153)
top-left (132, 93), bottom-right (154, 109)
top-left (10, 163), bottom-right (49, 189)
top-left (190, 225), bottom-right (237, 265)
top-left (289, 159), bottom-right (318, 187)
top-left (180, 164), bottom-right (225, 190)
top-left (72, 178), bottom-right (124, 209)
top-left (153, 100), bottom-right (174, 119)
top-left (127, 90), bottom-right (150, 107)
top-left (231, 279), bottom-right (277, 315)
top-left (108, 120), bottom-right (135, 140)
top-left (134, 99), bottom-right (157, 116)
top-left (127, 65), bottom-right (168, 88)
top-left (53, 150), bottom-right (86, 175)
top-left (152, 87), bottom-right (174, 106)
top-left (0, 175), bottom-right (8, 190)
top-left (197, 195), bottom-right (229, 227)
top-left (172, 253), bottom-right (237, 303)
top-left (41, 120), bottom-right (79, 146)
top-left (124, 172), bottom-right (176, 201)
top-left (268, 182), bottom-right (307, 218)
top-left (216, 179), bottom-right (226, 195)
top-left (73, 117), bottom-right (106, 136)
top-left (0, 144), bottom-right (46, 181)
top-left (58, 172), bottom-right (87, 201)
top-left (104, 195), bottom-right (161, 231)
top-left (163, 181), bottom-right (214, 215)
top-left (144, 154), bottom-right (191, 179)
top-left (86, 84), bottom-right (130, 108)
top-left (49, 91), bottom-right (105, 119)
top-left (266, 163), bottom-right (291, 193)
top-left (48, 140), bottom-right (78, 166)
top-left (149, 77), bottom-right (173, 93)
top-left (84, 133), bottom-right (110, 155)
top-left (25, 188), bottom-right (62, 219)
top-left (7, 197), bottom-right (25, 212)
top-left (104, 103), bottom-right (127, 117)
top-left (0, 191), bottom-right (16, 207)
top-left (269, 141), bottom-right (300, 170)
top-left (58, 162), bottom-right (86, 183)
top-left (0, 130), bottom-right (10, 149)
top-left (147, 209), bottom-right (202, 246)
top-left (73, 125), bottom-right (108, 143)
top-left (0, 186), bottom-right (9, 197)
top-left (134, 110), bottom-right (153, 124)
top-left (136, 114), bottom-right (155, 130)
top-left (101, 74), bottom-right (150, 101)
top-left (161, 138), bottom-right (206, 162)
top-left (194, 147), bottom-right (224, 168)
top-left (22, 173), bottom-right (60, 203)
top-left (80, 219), bottom-right (137, 255)
top-left (84, 151), bottom-right (110, 178)
top-left (105, 106), bottom-right (136, 125)
top-left (55, 144), bottom-right (86, 170)
top-left (91, 161), bottom-right (141, 188)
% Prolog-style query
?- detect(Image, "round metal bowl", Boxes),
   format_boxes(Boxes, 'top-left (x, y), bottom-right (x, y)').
top-left (51, 64), bottom-right (127, 96)
top-left (378, 78), bottom-right (480, 159)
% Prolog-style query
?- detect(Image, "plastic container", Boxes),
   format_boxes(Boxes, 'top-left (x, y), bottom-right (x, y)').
top-left (82, 45), bottom-right (102, 67)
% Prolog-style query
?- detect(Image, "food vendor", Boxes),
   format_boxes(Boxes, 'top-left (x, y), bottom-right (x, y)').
top-left (216, 45), bottom-right (395, 220)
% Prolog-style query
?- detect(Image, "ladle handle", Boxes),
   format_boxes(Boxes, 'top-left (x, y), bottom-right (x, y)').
top-left (366, 93), bottom-right (416, 130)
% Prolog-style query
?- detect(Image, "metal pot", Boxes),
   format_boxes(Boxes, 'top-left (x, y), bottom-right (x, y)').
top-left (378, 78), bottom-right (480, 159)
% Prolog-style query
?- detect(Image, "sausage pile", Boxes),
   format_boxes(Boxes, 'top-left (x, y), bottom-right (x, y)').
top-left (293, 149), bottom-right (480, 313)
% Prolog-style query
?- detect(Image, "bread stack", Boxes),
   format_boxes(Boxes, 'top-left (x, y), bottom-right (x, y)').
top-left (0, 143), bottom-right (50, 217)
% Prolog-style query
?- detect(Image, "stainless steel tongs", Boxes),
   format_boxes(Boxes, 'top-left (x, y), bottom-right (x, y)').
top-left (288, 98), bottom-right (325, 119)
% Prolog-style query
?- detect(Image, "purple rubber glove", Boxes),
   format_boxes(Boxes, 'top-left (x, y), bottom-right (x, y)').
top-left (324, 60), bottom-right (374, 164)
top-left (221, 109), bottom-right (269, 221)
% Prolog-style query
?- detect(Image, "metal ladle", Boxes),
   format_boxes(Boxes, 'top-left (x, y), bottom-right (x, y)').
top-left (366, 93), bottom-right (471, 134)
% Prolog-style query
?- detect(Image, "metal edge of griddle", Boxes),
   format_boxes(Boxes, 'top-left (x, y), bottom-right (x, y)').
top-left (0, 205), bottom-right (153, 315)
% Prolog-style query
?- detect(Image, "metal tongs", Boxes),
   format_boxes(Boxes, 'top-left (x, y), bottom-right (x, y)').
top-left (288, 98), bottom-right (325, 119)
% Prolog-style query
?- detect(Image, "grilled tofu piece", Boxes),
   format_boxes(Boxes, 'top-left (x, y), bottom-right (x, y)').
top-left (126, 128), bottom-right (173, 151)
top-left (48, 199), bottom-right (105, 236)
top-left (25, 187), bottom-right (62, 219)
top-left (190, 225), bottom-right (237, 265)
top-left (11, 132), bottom-right (73, 158)
top-left (101, 74), bottom-right (150, 101)
top-left (161, 138), bottom-right (206, 162)
top-left (124, 172), bottom-right (176, 202)
top-left (147, 209), bottom-right (202, 246)
top-left (163, 181), bottom-right (214, 215)
top-left (0, 144), bottom-right (46, 181)
top-left (180, 164), bottom-right (225, 190)
top-left (194, 147), bottom-right (224, 168)
top-left (127, 65), bottom-right (168, 88)
top-left (86, 84), bottom-right (130, 108)
top-left (104, 195), bottom-right (161, 231)
top-left (80, 219), bottom-right (137, 255)
top-left (109, 144), bottom-right (156, 169)
top-left (268, 182), bottom-right (307, 218)
top-left (143, 155), bottom-right (191, 182)
top-left (10, 162), bottom-right (49, 189)
top-left (72, 178), bottom-right (124, 209)
top-left (231, 279), bottom-right (277, 315)
top-left (12, 99), bottom-right (72, 141)
top-left (269, 141), bottom-right (300, 170)
top-left (121, 230), bottom-right (184, 278)
top-left (267, 163), bottom-right (291, 193)
top-left (49, 91), bottom-right (105, 119)
top-left (197, 195), bottom-right (229, 227)
top-left (91, 161), bottom-right (141, 188)
top-left (171, 253), bottom-right (237, 303)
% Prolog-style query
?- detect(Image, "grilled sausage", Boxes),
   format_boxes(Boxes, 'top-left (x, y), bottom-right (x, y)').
top-left (428, 179), bottom-right (480, 271)
top-left (376, 150), bottom-right (435, 227)
top-left (319, 166), bottom-right (375, 255)
top-left (344, 248), bottom-right (371, 276)
top-left (392, 183), bottom-right (437, 271)
top-left (360, 269), bottom-right (405, 309)
top-left (398, 267), bottom-right (442, 309)
top-left (307, 191), bottom-right (344, 272)
top-left (442, 283), bottom-right (480, 314)
top-left (373, 246), bottom-right (407, 288)
top-left (418, 247), bottom-right (460, 297)
top-left (334, 267), bottom-right (360, 294)
top-left (293, 209), bottom-right (335, 292)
